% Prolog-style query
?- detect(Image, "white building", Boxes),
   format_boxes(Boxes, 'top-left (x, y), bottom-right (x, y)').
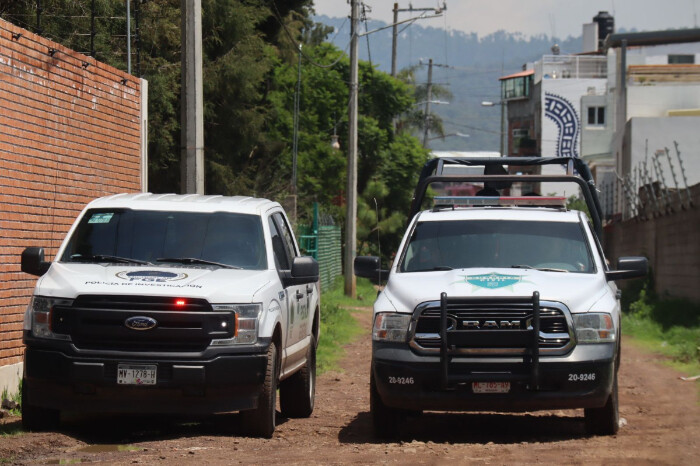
top-left (583, 29), bottom-right (700, 219)
top-left (501, 22), bottom-right (700, 218)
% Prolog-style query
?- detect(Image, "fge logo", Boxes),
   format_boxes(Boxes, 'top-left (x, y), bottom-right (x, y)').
top-left (116, 270), bottom-right (188, 282)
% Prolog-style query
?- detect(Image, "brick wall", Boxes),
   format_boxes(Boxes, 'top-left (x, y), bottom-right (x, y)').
top-left (604, 184), bottom-right (700, 302)
top-left (0, 18), bottom-right (144, 372)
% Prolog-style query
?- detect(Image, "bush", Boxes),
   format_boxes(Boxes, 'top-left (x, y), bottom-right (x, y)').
top-left (623, 274), bottom-right (700, 371)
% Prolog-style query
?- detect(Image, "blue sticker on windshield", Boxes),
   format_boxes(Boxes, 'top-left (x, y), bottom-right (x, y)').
top-left (462, 272), bottom-right (522, 289)
top-left (88, 213), bottom-right (114, 224)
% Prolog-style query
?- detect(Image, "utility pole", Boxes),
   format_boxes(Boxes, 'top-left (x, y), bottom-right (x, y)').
top-left (180, 0), bottom-right (204, 194)
top-left (135, 0), bottom-right (141, 76)
top-left (391, 2), bottom-right (446, 77)
top-left (391, 3), bottom-right (399, 77)
top-left (500, 101), bottom-right (506, 155)
top-left (90, 0), bottom-right (95, 57)
top-left (344, 0), bottom-right (359, 298)
top-left (126, 0), bottom-right (131, 74)
top-left (422, 58), bottom-right (433, 147)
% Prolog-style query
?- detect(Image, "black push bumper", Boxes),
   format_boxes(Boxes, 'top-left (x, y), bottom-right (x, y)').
top-left (23, 337), bottom-right (270, 415)
top-left (373, 341), bottom-right (615, 412)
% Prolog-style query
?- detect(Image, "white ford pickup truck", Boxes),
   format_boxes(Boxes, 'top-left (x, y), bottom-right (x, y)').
top-left (21, 193), bottom-right (320, 437)
top-left (356, 157), bottom-right (647, 437)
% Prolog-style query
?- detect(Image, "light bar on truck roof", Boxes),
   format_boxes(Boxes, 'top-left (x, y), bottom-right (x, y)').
top-left (433, 196), bottom-right (567, 208)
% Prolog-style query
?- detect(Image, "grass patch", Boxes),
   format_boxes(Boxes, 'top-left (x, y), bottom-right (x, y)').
top-left (1, 379), bottom-right (22, 417)
top-left (0, 422), bottom-right (24, 438)
top-left (317, 276), bottom-right (375, 373)
top-left (622, 281), bottom-right (700, 378)
top-left (321, 276), bottom-right (377, 309)
top-left (623, 311), bottom-right (700, 376)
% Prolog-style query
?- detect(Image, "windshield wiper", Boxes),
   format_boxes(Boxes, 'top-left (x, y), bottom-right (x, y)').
top-left (70, 254), bottom-right (152, 265)
top-left (511, 264), bottom-right (569, 273)
top-left (412, 265), bottom-right (454, 272)
top-left (156, 257), bottom-right (241, 269)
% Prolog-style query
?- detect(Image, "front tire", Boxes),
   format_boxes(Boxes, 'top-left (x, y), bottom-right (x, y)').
top-left (241, 342), bottom-right (278, 438)
top-left (370, 371), bottom-right (402, 438)
top-left (21, 379), bottom-right (60, 432)
top-left (584, 371), bottom-right (620, 435)
top-left (280, 336), bottom-right (316, 418)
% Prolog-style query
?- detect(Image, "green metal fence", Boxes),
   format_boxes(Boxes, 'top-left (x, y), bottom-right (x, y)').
top-left (297, 204), bottom-right (342, 291)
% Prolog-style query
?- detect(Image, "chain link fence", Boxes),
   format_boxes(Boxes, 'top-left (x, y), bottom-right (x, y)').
top-left (297, 205), bottom-right (342, 291)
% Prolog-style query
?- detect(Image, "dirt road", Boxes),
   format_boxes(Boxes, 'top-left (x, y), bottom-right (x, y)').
top-left (2, 307), bottom-right (699, 465)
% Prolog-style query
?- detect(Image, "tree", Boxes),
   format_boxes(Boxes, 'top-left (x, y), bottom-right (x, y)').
top-left (1, 1), bottom-right (429, 262)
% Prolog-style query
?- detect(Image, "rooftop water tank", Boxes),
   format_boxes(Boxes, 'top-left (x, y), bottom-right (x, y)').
top-left (593, 11), bottom-right (615, 50)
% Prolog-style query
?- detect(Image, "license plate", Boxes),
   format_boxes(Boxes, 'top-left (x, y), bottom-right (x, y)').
top-left (472, 382), bottom-right (510, 393)
top-left (117, 364), bottom-right (157, 385)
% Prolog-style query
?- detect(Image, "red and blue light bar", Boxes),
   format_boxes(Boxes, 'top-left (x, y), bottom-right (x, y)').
top-left (433, 196), bottom-right (567, 208)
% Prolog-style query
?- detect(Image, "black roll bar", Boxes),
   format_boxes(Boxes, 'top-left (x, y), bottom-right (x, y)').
top-left (411, 157), bottom-right (604, 240)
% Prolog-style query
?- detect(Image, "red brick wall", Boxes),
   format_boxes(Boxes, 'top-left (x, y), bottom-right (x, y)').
top-left (0, 19), bottom-right (144, 368)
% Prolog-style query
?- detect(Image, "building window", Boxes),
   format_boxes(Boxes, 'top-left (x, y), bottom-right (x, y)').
top-left (668, 54), bottom-right (695, 64)
top-left (502, 75), bottom-right (531, 100)
top-left (587, 106), bottom-right (605, 126)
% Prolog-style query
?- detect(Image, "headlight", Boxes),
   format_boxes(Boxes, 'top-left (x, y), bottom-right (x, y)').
top-left (210, 304), bottom-right (262, 345)
top-left (27, 296), bottom-right (72, 340)
top-left (573, 313), bottom-right (616, 344)
top-left (373, 313), bottom-right (411, 342)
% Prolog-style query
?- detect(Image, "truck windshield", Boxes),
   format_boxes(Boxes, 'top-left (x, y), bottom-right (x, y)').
top-left (61, 209), bottom-right (267, 270)
top-left (399, 220), bottom-right (594, 273)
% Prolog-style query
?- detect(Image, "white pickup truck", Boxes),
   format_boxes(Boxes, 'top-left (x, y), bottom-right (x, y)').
top-left (356, 157), bottom-right (647, 437)
top-left (21, 193), bottom-right (320, 437)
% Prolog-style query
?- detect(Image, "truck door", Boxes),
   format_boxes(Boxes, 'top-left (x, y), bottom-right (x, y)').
top-left (268, 213), bottom-right (308, 365)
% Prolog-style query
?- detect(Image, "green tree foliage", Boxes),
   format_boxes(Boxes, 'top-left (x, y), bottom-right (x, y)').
top-left (266, 38), bottom-right (429, 260)
top-left (1, 0), bottom-right (429, 264)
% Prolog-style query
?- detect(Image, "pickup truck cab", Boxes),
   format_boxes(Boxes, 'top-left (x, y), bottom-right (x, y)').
top-left (21, 193), bottom-right (320, 437)
top-left (356, 157), bottom-right (647, 437)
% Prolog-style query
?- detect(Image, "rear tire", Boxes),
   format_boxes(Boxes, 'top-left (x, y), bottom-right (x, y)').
top-left (241, 342), bottom-right (278, 438)
top-left (21, 379), bottom-right (60, 432)
top-left (370, 371), bottom-right (402, 438)
top-left (584, 371), bottom-right (619, 436)
top-left (280, 336), bottom-right (316, 418)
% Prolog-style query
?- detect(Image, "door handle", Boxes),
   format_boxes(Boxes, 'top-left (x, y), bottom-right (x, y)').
top-left (295, 291), bottom-right (304, 300)
top-left (306, 284), bottom-right (314, 294)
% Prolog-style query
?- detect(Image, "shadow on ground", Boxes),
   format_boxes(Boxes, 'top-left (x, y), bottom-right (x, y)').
top-left (49, 410), bottom-right (291, 444)
top-left (338, 410), bottom-right (588, 444)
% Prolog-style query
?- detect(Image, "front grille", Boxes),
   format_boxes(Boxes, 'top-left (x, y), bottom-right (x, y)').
top-left (73, 295), bottom-right (213, 312)
top-left (52, 295), bottom-right (233, 353)
top-left (410, 299), bottom-right (573, 355)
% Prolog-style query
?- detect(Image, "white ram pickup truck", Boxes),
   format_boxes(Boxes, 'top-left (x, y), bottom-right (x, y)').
top-left (356, 157), bottom-right (647, 437)
top-left (21, 193), bottom-right (320, 437)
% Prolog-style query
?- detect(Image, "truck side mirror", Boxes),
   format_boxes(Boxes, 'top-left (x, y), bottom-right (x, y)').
top-left (22, 247), bottom-right (51, 276)
top-left (605, 256), bottom-right (648, 281)
top-left (354, 256), bottom-right (389, 285)
top-left (282, 256), bottom-right (319, 287)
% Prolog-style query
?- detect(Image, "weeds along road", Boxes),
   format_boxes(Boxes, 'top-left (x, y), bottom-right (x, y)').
top-left (2, 307), bottom-right (699, 465)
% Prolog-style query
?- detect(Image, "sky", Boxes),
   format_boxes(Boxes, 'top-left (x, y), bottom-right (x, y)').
top-left (311, 0), bottom-right (699, 38)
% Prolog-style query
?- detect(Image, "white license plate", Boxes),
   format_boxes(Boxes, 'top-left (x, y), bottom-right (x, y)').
top-left (117, 364), bottom-right (157, 385)
top-left (472, 382), bottom-right (510, 393)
